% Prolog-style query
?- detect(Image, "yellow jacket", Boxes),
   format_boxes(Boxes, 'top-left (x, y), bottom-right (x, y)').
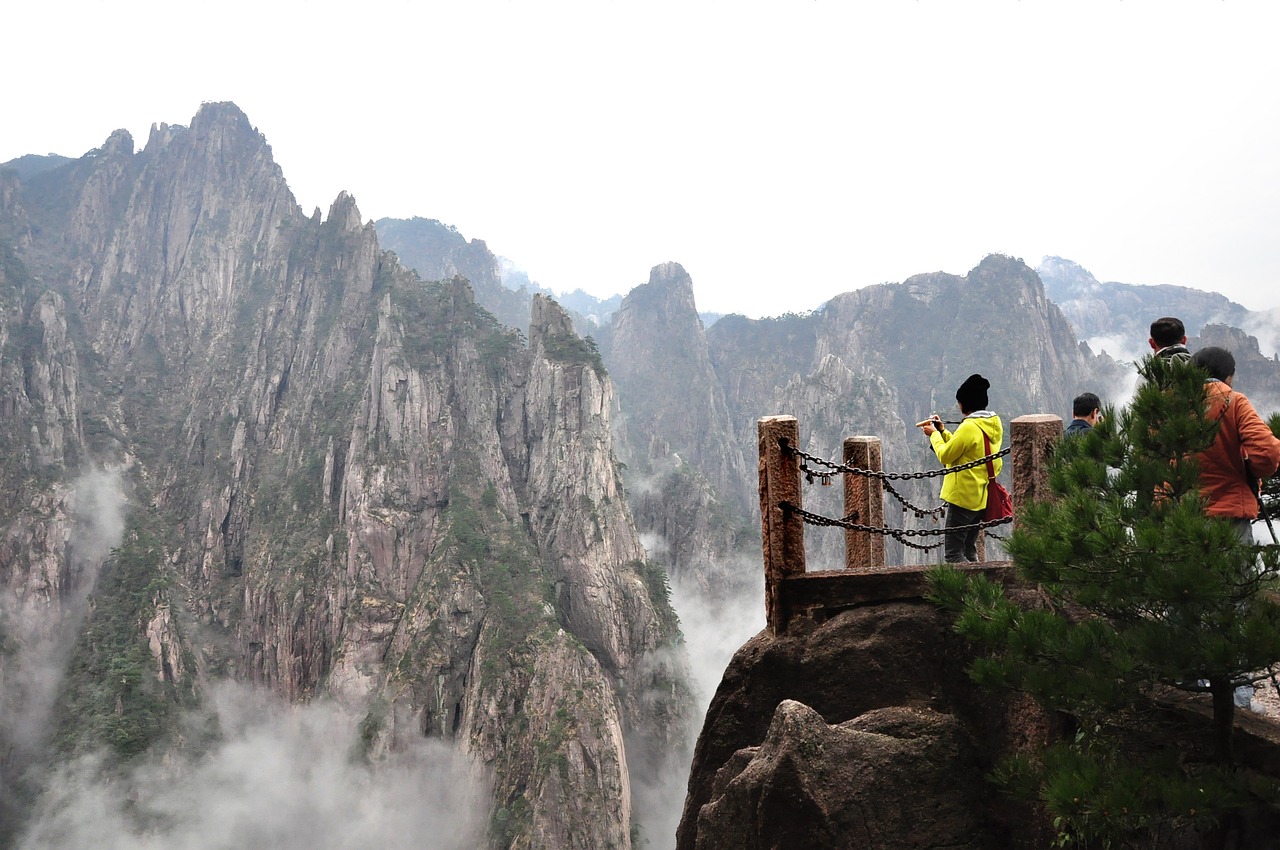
top-left (929, 412), bottom-right (1004, 511)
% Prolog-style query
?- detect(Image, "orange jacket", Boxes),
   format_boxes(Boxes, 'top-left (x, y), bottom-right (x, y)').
top-left (1199, 381), bottom-right (1280, 519)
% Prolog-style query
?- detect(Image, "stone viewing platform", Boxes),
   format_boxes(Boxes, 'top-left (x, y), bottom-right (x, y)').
top-left (756, 413), bottom-right (1064, 633)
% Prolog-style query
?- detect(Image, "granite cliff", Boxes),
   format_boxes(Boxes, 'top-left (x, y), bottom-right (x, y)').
top-left (0, 103), bottom-right (689, 849)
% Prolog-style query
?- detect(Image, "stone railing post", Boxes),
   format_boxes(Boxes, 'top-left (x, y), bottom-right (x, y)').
top-left (1010, 414), bottom-right (1064, 524)
top-left (759, 416), bottom-right (806, 634)
top-left (843, 436), bottom-right (884, 570)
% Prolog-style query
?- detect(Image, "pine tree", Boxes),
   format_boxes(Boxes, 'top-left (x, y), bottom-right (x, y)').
top-left (930, 355), bottom-right (1280, 847)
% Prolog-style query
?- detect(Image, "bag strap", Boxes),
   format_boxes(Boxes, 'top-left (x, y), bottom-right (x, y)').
top-left (983, 433), bottom-right (996, 481)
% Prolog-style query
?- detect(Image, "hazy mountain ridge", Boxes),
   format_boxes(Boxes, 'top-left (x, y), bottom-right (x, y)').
top-left (1037, 255), bottom-right (1253, 351)
top-left (0, 103), bottom-right (689, 850)
top-left (0, 153), bottom-right (75, 183)
top-left (375, 216), bottom-right (622, 337)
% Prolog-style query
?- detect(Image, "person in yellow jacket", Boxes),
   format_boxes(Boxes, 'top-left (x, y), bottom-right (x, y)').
top-left (919, 374), bottom-right (1004, 563)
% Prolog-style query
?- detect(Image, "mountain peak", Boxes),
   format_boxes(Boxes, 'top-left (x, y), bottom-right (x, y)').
top-left (190, 101), bottom-right (254, 134)
top-left (327, 191), bottom-right (364, 231)
top-left (530, 292), bottom-right (576, 339)
top-left (648, 261), bottom-right (692, 288)
top-left (93, 128), bottom-right (135, 159)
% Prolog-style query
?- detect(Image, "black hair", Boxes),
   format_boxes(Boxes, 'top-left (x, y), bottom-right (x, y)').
top-left (1191, 346), bottom-right (1235, 382)
top-left (1150, 316), bottom-right (1186, 348)
top-left (1072, 392), bottom-right (1101, 418)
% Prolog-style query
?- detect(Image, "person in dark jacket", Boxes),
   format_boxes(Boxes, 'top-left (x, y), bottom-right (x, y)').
top-left (1065, 392), bottom-right (1101, 437)
top-left (1149, 316), bottom-right (1191, 363)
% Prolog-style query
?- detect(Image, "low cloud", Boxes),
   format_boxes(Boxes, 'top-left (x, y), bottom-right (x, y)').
top-left (67, 465), bottom-right (129, 575)
top-left (1085, 334), bottom-right (1144, 408)
top-left (1, 466), bottom-right (129, 834)
top-left (19, 683), bottom-right (486, 850)
top-left (629, 545), bottom-right (765, 849)
top-left (1243, 306), bottom-right (1280, 361)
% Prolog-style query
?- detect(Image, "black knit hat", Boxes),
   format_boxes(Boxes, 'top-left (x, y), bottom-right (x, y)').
top-left (956, 374), bottom-right (990, 411)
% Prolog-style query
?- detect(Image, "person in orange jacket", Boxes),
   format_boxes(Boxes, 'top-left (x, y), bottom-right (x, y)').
top-left (1189, 346), bottom-right (1280, 543)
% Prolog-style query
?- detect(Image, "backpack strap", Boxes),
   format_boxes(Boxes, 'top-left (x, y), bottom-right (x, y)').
top-left (983, 433), bottom-right (996, 481)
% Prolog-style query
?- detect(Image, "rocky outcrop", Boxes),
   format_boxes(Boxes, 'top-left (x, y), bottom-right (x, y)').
top-left (675, 601), bottom-right (1056, 850)
top-left (692, 700), bottom-right (989, 850)
top-left (677, 589), bottom-right (1280, 850)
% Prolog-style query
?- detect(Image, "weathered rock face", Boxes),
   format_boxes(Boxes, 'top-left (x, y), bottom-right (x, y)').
top-left (0, 102), bottom-right (689, 850)
top-left (596, 262), bottom-right (754, 587)
top-left (603, 263), bottom-right (748, 511)
top-left (675, 602), bottom-right (1057, 850)
top-left (692, 700), bottom-right (990, 850)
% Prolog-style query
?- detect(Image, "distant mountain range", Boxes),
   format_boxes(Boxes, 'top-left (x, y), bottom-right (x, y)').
top-left (1036, 256), bottom-right (1255, 352)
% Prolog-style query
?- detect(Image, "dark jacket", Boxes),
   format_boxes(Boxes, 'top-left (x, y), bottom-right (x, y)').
top-left (1155, 343), bottom-right (1191, 364)
top-left (1064, 418), bottom-right (1092, 437)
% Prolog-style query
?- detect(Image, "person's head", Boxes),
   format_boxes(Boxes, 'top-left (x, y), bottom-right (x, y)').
top-left (1149, 316), bottom-right (1187, 350)
top-left (1191, 346), bottom-right (1236, 384)
top-left (1072, 392), bottom-right (1101, 424)
top-left (955, 374), bottom-right (990, 415)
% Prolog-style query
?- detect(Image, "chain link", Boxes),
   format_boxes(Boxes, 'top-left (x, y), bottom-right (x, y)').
top-left (882, 477), bottom-right (947, 519)
top-left (780, 501), bottom-right (1013, 536)
top-left (790, 442), bottom-right (1009, 481)
top-left (897, 536), bottom-right (946, 552)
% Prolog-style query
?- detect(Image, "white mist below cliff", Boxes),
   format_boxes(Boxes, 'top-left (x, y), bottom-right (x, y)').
top-left (19, 683), bottom-right (485, 850)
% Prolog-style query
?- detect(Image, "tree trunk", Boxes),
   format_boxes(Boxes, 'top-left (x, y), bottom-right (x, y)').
top-left (1209, 676), bottom-right (1236, 767)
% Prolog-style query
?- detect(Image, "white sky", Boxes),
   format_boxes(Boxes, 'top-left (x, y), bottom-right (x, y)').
top-left (4, 1), bottom-right (1279, 318)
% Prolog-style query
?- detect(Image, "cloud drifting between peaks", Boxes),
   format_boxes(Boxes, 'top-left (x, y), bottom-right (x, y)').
top-left (20, 684), bottom-right (486, 850)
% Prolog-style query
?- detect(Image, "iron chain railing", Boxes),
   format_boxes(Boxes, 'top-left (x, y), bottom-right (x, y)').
top-left (780, 501), bottom-right (1013, 538)
top-left (785, 438), bottom-right (1011, 552)
top-left (790, 443), bottom-right (1010, 482)
top-left (882, 477), bottom-right (946, 520)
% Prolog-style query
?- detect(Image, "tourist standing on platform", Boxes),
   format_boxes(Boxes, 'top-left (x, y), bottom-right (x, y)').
top-left (919, 374), bottom-right (1003, 563)
top-left (1149, 316), bottom-right (1191, 363)
top-left (1189, 346), bottom-right (1280, 544)
top-left (1065, 392), bottom-right (1102, 437)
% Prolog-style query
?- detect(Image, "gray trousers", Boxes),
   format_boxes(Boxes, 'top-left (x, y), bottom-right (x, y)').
top-left (944, 503), bottom-right (984, 563)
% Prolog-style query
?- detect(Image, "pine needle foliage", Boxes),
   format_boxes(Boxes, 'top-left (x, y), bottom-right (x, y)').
top-left (929, 355), bottom-right (1280, 848)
